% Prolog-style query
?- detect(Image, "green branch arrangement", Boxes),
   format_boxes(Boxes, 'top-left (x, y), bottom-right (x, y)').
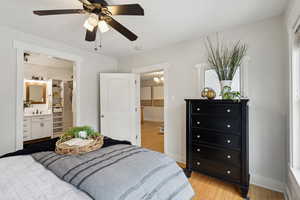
top-left (221, 86), bottom-right (241, 100)
top-left (205, 36), bottom-right (248, 81)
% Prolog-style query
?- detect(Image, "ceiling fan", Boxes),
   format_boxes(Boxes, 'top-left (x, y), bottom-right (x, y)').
top-left (33, 0), bottom-right (144, 42)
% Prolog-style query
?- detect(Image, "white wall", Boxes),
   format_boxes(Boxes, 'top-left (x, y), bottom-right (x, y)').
top-left (0, 26), bottom-right (118, 156)
top-left (285, 0), bottom-right (300, 199)
top-left (118, 16), bottom-right (288, 191)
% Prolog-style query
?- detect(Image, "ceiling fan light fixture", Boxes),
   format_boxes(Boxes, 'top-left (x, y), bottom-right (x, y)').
top-left (98, 20), bottom-right (110, 33)
top-left (84, 13), bottom-right (99, 31)
top-left (88, 13), bottom-right (99, 26)
top-left (83, 19), bottom-right (95, 32)
top-left (153, 77), bottom-right (160, 83)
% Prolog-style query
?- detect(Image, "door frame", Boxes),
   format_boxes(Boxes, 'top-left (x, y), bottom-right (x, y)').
top-left (13, 40), bottom-right (82, 151)
top-left (132, 63), bottom-right (170, 154)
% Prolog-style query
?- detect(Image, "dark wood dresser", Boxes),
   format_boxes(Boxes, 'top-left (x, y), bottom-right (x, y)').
top-left (185, 99), bottom-right (249, 198)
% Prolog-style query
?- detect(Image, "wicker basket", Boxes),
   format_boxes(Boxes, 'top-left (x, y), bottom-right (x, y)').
top-left (55, 135), bottom-right (104, 155)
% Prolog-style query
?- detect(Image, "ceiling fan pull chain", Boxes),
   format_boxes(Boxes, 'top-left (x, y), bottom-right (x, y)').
top-left (99, 30), bottom-right (103, 49)
top-left (94, 29), bottom-right (102, 51)
top-left (94, 39), bottom-right (98, 51)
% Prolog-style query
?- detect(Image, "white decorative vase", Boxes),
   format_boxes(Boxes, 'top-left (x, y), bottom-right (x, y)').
top-left (220, 80), bottom-right (232, 99)
top-left (220, 80), bottom-right (232, 89)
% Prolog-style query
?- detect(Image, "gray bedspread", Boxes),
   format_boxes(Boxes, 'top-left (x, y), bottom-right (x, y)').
top-left (32, 144), bottom-right (194, 200)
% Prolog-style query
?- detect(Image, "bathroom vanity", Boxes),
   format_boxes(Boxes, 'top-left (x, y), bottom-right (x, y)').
top-left (23, 114), bottom-right (53, 141)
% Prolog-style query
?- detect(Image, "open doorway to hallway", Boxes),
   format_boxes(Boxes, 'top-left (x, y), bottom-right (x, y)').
top-left (140, 71), bottom-right (164, 153)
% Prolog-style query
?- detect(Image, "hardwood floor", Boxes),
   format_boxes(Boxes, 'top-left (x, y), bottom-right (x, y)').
top-left (177, 163), bottom-right (284, 200)
top-left (141, 121), bottom-right (285, 200)
top-left (141, 121), bottom-right (164, 153)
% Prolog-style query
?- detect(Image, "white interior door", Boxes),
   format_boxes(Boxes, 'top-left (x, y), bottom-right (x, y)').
top-left (100, 73), bottom-right (140, 145)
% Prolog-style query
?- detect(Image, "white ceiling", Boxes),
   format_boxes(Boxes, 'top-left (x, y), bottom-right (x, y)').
top-left (1, 0), bottom-right (288, 58)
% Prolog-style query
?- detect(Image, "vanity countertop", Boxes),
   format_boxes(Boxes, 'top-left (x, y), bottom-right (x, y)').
top-left (24, 113), bottom-right (52, 117)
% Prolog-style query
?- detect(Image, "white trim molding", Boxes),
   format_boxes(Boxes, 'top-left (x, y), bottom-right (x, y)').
top-left (13, 40), bottom-right (82, 151)
top-left (287, 167), bottom-right (300, 200)
top-left (250, 173), bottom-right (286, 193)
top-left (132, 63), bottom-right (171, 157)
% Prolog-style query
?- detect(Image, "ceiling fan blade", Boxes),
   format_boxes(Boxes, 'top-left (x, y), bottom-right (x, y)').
top-left (85, 26), bottom-right (98, 42)
top-left (106, 17), bottom-right (138, 41)
top-left (33, 9), bottom-right (85, 16)
top-left (78, 0), bottom-right (92, 5)
top-left (90, 0), bottom-right (108, 6)
top-left (107, 4), bottom-right (144, 16)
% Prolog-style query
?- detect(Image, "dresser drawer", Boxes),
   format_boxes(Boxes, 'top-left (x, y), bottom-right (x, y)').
top-left (23, 135), bottom-right (31, 141)
top-left (192, 116), bottom-right (240, 133)
top-left (191, 158), bottom-right (241, 181)
top-left (191, 103), bottom-right (240, 116)
top-left (23, 123), bottom-right (31, 129)
top-left (23, 128), bottom-right (31, 141)
top-left (192, 131), bottom-right (241, 150)
top-left (23, 118), bottom-right (30, 123)
top-left (192, 145), bottom-right (240, 167)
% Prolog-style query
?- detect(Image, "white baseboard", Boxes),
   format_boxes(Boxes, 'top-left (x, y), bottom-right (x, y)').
top-left (250, 173), bottom-right (286, 193)
top-left (285, 184), bottom-right (292, 200)
top-left (286, 168), bottom-right (300, 200)
top-left (167, 152), bottom-right (185, 164)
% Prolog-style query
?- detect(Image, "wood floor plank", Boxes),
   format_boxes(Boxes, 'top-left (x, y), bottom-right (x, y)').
top-left (141, 121), bottom-right (284, 200)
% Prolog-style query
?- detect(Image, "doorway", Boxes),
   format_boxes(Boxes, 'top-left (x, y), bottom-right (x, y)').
top-left (23, 51), bottom-right (75, 144)
top-left (140, 70), bottom-right (165, 153)
top-left (14, 41), bottom-right (81, 150)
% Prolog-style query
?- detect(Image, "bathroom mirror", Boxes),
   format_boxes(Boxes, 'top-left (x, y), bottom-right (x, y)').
top-left (26, 82), bottom-right (46, 104)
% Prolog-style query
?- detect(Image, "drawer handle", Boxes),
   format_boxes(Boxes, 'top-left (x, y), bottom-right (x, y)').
top-left (227, 109), bottom-right (231, 113)
top-left (226, 139), bottom-right (231, 144)
top-left (197, 148), bottom-right (201, 152)
top-left (227, 170), bottom-right (231, 174)
top-left (197, 121), bottom-right (201, 125)
top-left (227, 155), bottom-right (231, 159)
top-left (197, 135), bottom-right (201, 139)
top-left (197, 162), bottom-right (201, 166)
top-left (227, 124), bottom-right (231, 128)
top-left (197, 108), bottom-right (200, 111)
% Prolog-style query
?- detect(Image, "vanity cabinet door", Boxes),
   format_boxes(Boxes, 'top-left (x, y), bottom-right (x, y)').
top-left (31, 119), bottom-right (44, 140)
top-left (43, 119), bottom-right (53, 137)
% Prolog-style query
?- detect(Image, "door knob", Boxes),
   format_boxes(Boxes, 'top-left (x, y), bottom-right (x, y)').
top-left (100, 115), bottom-right (104, 118)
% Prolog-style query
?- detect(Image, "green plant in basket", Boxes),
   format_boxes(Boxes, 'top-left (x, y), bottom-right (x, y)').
top-left (60, 126), bottom-right (101, 142)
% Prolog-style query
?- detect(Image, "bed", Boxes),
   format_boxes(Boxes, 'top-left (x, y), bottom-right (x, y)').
top-left (0, 137), bottom-right (194, 200)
